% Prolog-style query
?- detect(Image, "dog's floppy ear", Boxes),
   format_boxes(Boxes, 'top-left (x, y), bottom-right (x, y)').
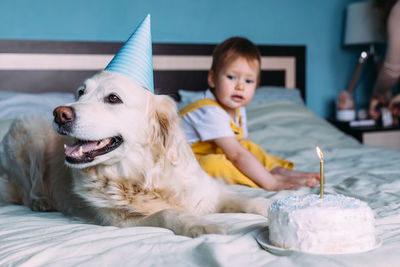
top-left (148, 95), bottom-right (180, 152)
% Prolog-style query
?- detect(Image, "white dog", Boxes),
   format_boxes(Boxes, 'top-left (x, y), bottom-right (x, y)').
top-left (0, 71), bottom-right (270, 237)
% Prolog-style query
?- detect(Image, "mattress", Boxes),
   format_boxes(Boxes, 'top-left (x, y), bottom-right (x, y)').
top-left (0, 93), bottom-right (399, 267)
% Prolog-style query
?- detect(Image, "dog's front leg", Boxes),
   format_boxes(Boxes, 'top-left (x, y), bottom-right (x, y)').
top-left (126, 209), bottom-right (226, 237)
top-left (217, 192), bottom-right (272, 217)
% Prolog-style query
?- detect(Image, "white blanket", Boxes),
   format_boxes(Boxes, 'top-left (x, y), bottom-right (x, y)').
top-left (0, 97), bottom-right (399, 267)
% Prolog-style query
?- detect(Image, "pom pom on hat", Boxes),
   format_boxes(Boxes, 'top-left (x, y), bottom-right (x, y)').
top-left (105, 14), bottom-right (154, 93)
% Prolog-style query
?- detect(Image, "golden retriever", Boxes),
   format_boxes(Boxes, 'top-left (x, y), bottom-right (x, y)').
top-left (0, 71), bottom-right (270, 237)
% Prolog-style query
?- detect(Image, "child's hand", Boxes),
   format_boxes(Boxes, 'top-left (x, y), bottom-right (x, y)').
top-left (269, 167), bottom-right (320, 191)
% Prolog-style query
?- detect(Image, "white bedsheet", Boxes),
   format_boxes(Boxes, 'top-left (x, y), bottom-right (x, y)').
top-left (1, 100), bottom-right (399, 267)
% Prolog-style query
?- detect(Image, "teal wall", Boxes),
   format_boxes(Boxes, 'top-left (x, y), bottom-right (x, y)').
top-left (0, 0), bottom-right (374, 119)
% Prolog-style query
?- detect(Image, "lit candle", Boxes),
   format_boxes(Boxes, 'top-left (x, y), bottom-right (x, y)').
top-left (316, 146), bottom-right (324, 199)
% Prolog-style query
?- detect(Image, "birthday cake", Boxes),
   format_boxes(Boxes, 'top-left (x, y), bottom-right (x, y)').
top-left (268, 194), bottom-right (377, 254)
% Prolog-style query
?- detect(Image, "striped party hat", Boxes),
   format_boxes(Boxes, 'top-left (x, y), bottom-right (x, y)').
top-left (105, 14), bottom-right (154, 93)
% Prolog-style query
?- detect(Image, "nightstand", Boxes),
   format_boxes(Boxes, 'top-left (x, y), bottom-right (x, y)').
top-left (329, 120), bottom-right (400, 150)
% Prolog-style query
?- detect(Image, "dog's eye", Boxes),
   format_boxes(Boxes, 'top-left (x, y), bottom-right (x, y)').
top-left (105, 94), bottom-right (122, 104)
top-left (76, 86), bottom-right (85, 99)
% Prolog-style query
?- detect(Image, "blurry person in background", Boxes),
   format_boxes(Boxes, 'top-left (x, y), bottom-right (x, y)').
top-left (369, 0), bottom-right (400, 120)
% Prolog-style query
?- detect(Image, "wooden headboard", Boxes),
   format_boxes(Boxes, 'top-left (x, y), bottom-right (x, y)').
top-left (0, 40), bottom-right (306, 101)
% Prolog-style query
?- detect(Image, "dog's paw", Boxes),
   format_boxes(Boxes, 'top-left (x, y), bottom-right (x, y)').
top-left (182, 221), bottom-right (227, 238)
top-left (31, 197), bottom-right (54, 212)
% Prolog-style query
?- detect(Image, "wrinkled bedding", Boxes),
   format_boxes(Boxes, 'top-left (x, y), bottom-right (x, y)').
top-left (0, 97), bottom-right (399, 267)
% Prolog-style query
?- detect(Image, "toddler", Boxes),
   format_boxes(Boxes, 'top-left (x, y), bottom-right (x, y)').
top-left (179, 37), bottom-right (319, 191)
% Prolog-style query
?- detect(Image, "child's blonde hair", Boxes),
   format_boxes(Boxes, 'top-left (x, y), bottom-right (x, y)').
top-left (210, 37), bottom-right (261, 87)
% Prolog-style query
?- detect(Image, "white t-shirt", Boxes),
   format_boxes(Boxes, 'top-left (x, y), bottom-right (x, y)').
top-left (180, 89), bottom-right (248, 145)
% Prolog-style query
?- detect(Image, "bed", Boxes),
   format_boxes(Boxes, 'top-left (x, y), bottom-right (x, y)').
top-left (1, 40), bottom-right (399, 267)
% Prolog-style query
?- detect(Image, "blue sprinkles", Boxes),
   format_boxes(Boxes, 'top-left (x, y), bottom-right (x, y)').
top-left (270, 194), bottom-right (365, 212)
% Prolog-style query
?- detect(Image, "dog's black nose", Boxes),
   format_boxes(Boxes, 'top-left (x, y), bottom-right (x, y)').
top-left (53, 106), bottom-right (75, 125)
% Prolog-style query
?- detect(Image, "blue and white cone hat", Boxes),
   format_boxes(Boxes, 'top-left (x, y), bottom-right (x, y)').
top-left (105, 14), bottom-right (154, 93)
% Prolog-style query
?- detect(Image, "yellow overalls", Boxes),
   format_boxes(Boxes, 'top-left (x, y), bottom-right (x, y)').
top-left (179, 99), bottom-right (294, 188)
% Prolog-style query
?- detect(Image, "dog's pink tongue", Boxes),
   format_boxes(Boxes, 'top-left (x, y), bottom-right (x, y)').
top-left (64, 142), bottom-right (98, 157)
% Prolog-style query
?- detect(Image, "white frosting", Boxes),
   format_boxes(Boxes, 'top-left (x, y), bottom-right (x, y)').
top-left (268, 194), bottom-right (377, 254)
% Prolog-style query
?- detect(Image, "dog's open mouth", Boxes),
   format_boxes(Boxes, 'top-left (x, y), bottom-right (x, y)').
top-left (64, 136), bottom-right (123, 164)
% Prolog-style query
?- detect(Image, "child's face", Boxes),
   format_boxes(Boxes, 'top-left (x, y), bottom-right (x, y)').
top-left (208, 57), bottom-right (259, 115)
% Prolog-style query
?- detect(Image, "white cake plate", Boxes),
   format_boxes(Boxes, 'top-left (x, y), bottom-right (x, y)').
top-left (256, 229), bottom-right (382, 256)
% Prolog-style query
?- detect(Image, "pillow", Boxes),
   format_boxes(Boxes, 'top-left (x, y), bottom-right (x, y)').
top-left (177, 87), bottom-right (304, 110)
top-left (177, 90), bottom-right (205, 110)
top-left (0, 91), bottom-right (75, 120)
top-left (247, 86), bottom-right (304, 107)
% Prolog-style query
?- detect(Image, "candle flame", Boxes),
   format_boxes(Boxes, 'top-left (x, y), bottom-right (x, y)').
top-left (316, 146), bottom-right (323, 160)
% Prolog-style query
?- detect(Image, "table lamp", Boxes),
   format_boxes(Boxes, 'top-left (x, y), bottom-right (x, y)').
top-left (337, 1), bottom-right (385, 121)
